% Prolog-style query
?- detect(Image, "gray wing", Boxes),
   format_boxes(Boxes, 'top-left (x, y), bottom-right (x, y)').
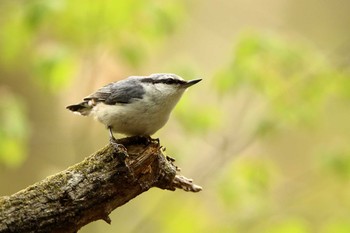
top-left (84, 79), bottom-right (145, 105)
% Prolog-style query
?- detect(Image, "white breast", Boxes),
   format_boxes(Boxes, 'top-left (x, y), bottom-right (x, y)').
top-left (90, 84), bottom-right (186, 136)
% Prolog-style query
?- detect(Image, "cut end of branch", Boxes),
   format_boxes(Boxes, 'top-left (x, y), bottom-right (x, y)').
top-left (102, 215), bottom-right (112, 225)
top-left (173, 175), bottom-right (203, 192)
top-left (152, 151), bottom-right (202, 193)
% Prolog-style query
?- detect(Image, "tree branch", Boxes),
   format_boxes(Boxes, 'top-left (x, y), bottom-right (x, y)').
top-left (0, 136), bottom-right (202, 233)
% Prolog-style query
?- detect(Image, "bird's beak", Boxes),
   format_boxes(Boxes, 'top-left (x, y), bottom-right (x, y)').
top-left (183, 79), bottom-right (202, 88)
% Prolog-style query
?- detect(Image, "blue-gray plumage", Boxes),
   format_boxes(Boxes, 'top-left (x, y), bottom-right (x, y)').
top-left (86, 78), bottom-right (146, 105)
top-left (67, 73), bottom-right (201, 138)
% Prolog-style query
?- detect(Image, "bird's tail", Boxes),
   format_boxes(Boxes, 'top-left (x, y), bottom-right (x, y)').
top-left (66, 101), bottom-right (92, 116)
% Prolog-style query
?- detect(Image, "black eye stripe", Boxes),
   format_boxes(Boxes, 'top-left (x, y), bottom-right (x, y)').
top-left (141, 78), bottom-right (186, 85)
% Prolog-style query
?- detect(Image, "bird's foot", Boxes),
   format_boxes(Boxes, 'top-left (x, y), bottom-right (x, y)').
top-left (107, 128), bottom-right (134, 180)
top-left (109, 127), bottom-right (127, 152)
top-left (146, 136), bottom-right (160, 146)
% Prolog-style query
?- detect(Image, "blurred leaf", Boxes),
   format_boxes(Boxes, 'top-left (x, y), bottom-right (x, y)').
top-left (0, 89), bottom-right (29, 168)
top-left (118, 43), bottom-right (145, 68)
top-left (336, 71), bottom-right (350, 99)
top-left (214, 70), bottom-right (240, 94)
top-left (143, 2), bottom-right (184, 37)
top-left (255, 118), bottom-right (278, 138)
top-left (34, 0), bottom-right (185, 60)
top-left (218, 158), bottom-right (277, 208)
top-left (264, 218), bottom-right (310, 233)
top-left (0, 138), bottom-right (26, 168)
top-left (321, 220), bottom-right (350, 233)
top-left (33, 46), bottom-right (77, 92)
top-left (0, 0), bottom-right (186, 83)
top-left (175, 97), bottom-right (221, 133)
top-left (320, 150), bottom-right (350, 180)
top-left (215, 32), bottom-right (350, 133)
top-left (25, 1), bottom-right (54, 29)
top-left (0, 5), bottom-right (32, 66)
top-left (160, 199), bottom-right (209, 233)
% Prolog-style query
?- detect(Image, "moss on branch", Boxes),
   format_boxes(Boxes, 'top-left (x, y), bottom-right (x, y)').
top-left (0, 136), bottom-right (201, 233)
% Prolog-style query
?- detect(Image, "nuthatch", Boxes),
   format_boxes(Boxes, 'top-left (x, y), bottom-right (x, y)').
top-left (67, 73), bottom-right (201, 145)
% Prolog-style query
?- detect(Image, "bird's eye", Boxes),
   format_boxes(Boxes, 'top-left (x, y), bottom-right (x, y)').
top-left (158, 78), bottom-right (174, 84)
top-left (166, 78), bottom-right (173, 84)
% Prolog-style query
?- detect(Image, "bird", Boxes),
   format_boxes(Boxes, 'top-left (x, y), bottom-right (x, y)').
top-left (66, 73), bottom-right (201, 146)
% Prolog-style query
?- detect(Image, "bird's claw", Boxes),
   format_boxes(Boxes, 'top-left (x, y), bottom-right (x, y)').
top-left (146, 136), bottom-right (160, 145)
top-left (109, 127), bottom-right (127, 152)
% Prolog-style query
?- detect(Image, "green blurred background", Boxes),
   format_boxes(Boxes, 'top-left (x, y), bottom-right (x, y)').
top-left (1, 0), bottom-right (350, 232)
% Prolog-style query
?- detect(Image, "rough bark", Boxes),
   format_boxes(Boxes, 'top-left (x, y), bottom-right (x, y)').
top-left (0, 136), bottom-right (201, 233)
